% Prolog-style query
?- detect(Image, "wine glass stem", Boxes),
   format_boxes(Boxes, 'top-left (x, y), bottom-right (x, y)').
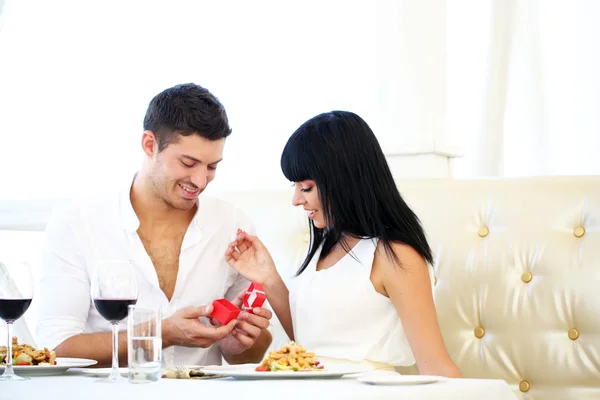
top-left (4, 322), bottom-right (14, 376)
top-left (111, 322), bottom-right (119, 376)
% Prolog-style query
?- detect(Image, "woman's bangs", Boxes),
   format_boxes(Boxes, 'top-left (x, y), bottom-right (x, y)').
top-left (281, 138), bottom-right (312, 183)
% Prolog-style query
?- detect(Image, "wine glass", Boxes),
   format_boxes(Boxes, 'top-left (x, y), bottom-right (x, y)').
top-left (91, 260), bottom-right (138, 383)
top-left (0, 261), bottom-right (33, 381)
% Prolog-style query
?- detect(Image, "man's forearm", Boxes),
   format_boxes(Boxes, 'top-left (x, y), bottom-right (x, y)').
top-left (54, 331), bottom-right (129, 368)
top-left (222, 329), bottom-right (272, 365)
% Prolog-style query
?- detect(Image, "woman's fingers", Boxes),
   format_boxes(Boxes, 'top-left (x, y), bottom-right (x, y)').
top-left (243, 234), bottom-right (267, 251)
top-left (225, 245), bottom-right (241, 263)
top-left (237, 230), bottom-right (267, 250)
top-left (237, 239), bottom-right (249, 253)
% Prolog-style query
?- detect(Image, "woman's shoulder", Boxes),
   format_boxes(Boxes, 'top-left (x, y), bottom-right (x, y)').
top-left (375, 240), bottom-right (428, 271)
top-left (373, 240), bottom-right (433, 300)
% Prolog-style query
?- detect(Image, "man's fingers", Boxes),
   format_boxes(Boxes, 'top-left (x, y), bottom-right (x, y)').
top-left (241, 311), bottom-right (271, 330)
top-left (235, 320), bottom-right (262, 338)
top-left (250, 307), bottom-right (273, 321)
top-left (182, 305), bottom-right (212, 319)
top-left (204, 319), bottom-right (237, 340)
top-left (230, 289), bottom-right (246, 308)
top-left (232, 330), bottom-right (254, 347)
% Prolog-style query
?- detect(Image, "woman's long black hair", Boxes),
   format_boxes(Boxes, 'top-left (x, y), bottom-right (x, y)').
top-left (281, 111), bottom-right (433, 275)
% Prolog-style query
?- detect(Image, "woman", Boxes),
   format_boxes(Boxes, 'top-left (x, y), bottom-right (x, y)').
top-left (225, 111), bottom-right (461, 378)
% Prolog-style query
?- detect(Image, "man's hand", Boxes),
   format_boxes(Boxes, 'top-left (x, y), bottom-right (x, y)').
top-left (162, 305), bottom-right (237, 348)
top-left (214, 289), bottom-right (272, 356)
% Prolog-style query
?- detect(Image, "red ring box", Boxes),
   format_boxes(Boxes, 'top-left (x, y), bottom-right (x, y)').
top-left (210, 299), bottom-right (241, 325)
top-left (243, 283), bottom-right (266, 310)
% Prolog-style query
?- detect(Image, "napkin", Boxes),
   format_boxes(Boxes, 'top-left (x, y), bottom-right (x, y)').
top-left (161, 365), bottom-right (223, 380)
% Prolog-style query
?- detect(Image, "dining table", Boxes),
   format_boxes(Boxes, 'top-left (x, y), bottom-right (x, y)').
top-left (1, 369), bottom-right (517, 400)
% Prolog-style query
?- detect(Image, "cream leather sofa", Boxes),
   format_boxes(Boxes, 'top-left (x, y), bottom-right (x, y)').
top-left (2, 177), bottom-right (597, 398)
top-left (214, 177), bottom-right (600, 400)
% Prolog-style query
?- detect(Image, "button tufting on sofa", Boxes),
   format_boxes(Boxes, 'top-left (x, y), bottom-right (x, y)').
top-left (568, 328), bottom-right (580, 340)
top-left (477, 226), bottom-right (489, 238)
top-left (521, 271), bottom-right (533, 283)
top-left (474, 326), bottom-right (485, 339)
top-left (574, 226), bottom-right (586, 238)
top-left (519, 380), bottom-right (531, 393)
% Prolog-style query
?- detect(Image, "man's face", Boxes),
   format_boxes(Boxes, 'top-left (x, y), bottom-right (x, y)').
top-left (146, 133), bottom-right (224, 211)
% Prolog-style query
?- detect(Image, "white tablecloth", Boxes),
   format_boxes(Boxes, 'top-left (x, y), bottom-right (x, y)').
top-left (1, 372), bottom-right (516, 400)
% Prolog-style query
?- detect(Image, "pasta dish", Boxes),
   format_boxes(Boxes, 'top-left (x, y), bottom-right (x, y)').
top-left (0, 337), bottom-right (57, 366)
top-left (255, 341), bottom-right (324, 372)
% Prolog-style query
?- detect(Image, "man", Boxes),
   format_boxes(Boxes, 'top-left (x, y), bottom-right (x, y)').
top-left (36, 83), bottom-right (272, 367)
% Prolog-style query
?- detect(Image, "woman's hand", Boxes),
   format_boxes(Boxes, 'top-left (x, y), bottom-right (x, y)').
top-left (225, 229), bottom-right (279, 286)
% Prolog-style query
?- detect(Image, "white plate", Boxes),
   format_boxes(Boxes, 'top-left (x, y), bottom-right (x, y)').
top-left (357, 372), bottom-right (446, 386)
top-left (0, 357), bottom-right (98, 377)
top-left (73, 367), bottom-right (129, 377)
top-left (200, 363), bottom-right (369, 380)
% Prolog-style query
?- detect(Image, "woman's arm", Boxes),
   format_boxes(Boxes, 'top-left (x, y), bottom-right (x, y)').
top-left (225, 230), bottom-right (295, 341)
top-left (375, 242), bottom-right (462, 378)
top-left (263, 275), bottom-right (295, 341)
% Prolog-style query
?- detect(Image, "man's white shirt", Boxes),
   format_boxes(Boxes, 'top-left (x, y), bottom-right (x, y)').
top-left (36, 177), bottom-right (255, 366)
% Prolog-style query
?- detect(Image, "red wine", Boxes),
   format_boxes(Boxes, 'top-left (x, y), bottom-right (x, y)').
top-left (93, 298), bottom-right (137, 323)
top-left (0, 298), bottom-right (32, 322)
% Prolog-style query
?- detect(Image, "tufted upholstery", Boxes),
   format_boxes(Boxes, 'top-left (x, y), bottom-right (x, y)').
top-left (212, 177), bottom-right (600, 400)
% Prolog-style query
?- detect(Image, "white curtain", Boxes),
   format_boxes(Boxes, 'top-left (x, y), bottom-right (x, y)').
top-left (449, 0), bottom-right (600, 177)
top-left (0, 0), bottom-right (381, 201)
top-left (0, 0), bottom-right (598, 201)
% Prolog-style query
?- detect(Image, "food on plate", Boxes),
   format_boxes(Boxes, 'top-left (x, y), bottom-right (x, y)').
top-left (0, 337), bottom-right (57, 366)
top-left (255, 341), bottom-right (324, 372)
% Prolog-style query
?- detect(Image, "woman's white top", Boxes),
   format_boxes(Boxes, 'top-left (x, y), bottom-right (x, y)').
top-left (289, 238), bottom-right (416, 367)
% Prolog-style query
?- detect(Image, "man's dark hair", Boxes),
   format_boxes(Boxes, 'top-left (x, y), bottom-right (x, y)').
top-left (143, 83), bottom-right (231, 152)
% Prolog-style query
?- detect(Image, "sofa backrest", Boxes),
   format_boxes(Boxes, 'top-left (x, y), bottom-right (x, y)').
top-left (214, 177), bottom-right (600, 400)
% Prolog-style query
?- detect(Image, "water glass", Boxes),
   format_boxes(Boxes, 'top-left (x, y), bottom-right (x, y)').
top-left (127, 305), bottom-right (162, 383)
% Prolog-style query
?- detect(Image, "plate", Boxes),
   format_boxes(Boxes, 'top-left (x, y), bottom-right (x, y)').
top-left (72, 367), bottom-right (129, 377)
top-left (200, 363), bottom-right (369, 380)
top-left (357, 371), bottom-right (446, 386)
top-left (0, 357), bottom-right (98, 377)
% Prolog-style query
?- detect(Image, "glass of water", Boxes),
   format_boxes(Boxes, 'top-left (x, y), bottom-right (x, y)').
top-left (127, 305), bottom-right (162, 383)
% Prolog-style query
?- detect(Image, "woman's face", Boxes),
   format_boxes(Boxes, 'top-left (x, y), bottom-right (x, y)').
top-left (291, 180), bottom-right (327, 229)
